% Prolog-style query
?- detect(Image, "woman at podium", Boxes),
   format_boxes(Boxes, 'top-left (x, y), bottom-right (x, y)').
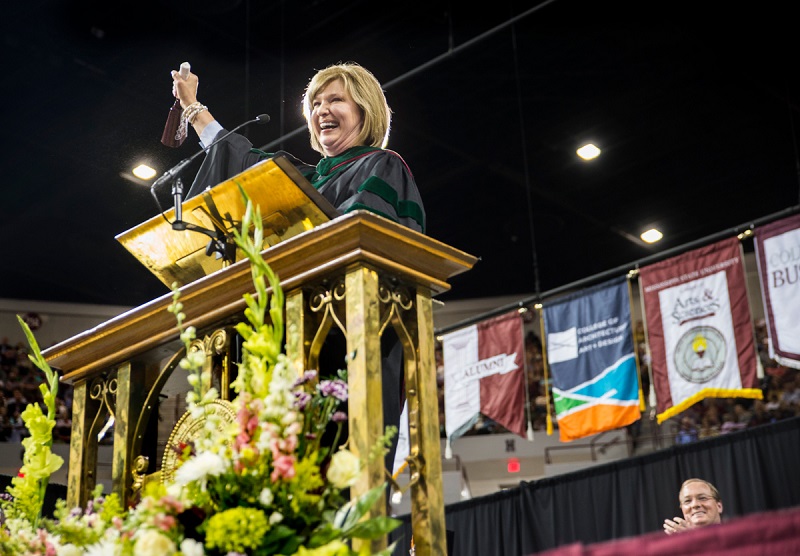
top-left (170, 61), bottom-right (425, 469)
top-left (171, 62), bottom-right (426, 235)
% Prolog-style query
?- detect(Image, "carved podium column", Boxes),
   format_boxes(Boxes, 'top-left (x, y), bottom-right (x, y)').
top-left (43, 159), bottom-right (476, 555)
top-left (281, 213), bottom-right (477, 555)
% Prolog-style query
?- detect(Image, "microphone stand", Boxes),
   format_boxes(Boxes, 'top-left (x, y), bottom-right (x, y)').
top-left (150, 113), bottom-right (270, 263)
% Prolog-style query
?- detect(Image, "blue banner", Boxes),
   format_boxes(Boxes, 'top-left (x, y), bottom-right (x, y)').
top-left (543, 276), bottom-right (641, 441)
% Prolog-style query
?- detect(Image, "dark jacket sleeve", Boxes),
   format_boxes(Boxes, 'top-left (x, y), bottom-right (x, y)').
top-left (185, 130), bottom-right (264, 199)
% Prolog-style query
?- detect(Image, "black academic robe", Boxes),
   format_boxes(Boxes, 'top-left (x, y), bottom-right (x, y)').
top-left (186, 130), bottom-right (425, 233)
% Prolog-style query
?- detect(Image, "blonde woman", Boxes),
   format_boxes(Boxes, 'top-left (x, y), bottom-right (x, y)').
top-left (172, 61), bottom-right (425, 233)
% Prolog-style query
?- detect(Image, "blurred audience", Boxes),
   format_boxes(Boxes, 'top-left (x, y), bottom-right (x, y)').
top-left (0, 337), bottom-right (73, 444)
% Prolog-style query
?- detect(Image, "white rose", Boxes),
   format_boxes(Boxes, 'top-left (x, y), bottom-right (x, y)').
top-left (327, 449), bottom-right (361, 489)
top-left (180, 538), bottom-right (205, 556)
top-left (134, 530), bottom-right (176, 556)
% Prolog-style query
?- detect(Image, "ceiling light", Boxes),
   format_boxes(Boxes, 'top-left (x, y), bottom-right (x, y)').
top-left (641, 228), bottom-right (663, 243)
top-left (132, 164), bottom-right (157, 180)
top-left (576, 143), bottom-right (601, 160)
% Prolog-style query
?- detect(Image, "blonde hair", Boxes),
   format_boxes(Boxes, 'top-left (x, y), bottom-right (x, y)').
top-left (302, 62), bottom-right (391, 155)
top-left (679, 478), bottom-right (721, 503)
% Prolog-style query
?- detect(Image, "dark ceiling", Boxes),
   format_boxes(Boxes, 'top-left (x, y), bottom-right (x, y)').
top-left (2, 1), bottom-right (798, 310)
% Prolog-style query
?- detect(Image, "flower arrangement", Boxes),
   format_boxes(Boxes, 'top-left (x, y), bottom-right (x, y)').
top-left (0, 193), bottom-right (401, 555)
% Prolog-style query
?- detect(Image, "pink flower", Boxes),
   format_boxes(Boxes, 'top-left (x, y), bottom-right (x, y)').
top-left (246, 415), bottom-right (259, 435)
top-left (158, 495), bottom-right (184, 514)
top-left (268, 437), bottom-right (280, 455)
top-left (285, 422), bottom-right (303, 436)
top-left (234, 431), bottom-right (251, 451)
top-left (270, 455), bottom-right (296, 481)
top-left (278, 435), bottom-right (298, 454)
top-left (155, 513), bottom-right (177, 531)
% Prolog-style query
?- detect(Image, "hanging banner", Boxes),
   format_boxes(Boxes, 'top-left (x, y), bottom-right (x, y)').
top-left (639, 237), bottom-right (761, 423)
top-left (443, 311), bottom-right (526, 445)
top-left (543, 277), bottom-right (641, 442)
top-left (754, 213), bottom-right (800, 369)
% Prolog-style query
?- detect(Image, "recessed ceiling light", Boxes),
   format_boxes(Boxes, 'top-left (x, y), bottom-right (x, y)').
top-left (576, 143), bottom-right (601, 160)
top-left (132, 164), bottom-right (157, 180)
top-left (641, 228), bottom-right (663, 243)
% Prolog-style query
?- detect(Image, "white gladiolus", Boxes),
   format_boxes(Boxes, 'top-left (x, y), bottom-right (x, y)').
top-left (174, 451), bottom-right (228, 487)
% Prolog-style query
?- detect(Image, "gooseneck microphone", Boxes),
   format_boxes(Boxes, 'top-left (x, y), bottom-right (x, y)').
top-left (150, 113), bottom-right (270, 229)
top-left (149, 113), bottom-right (270, 262)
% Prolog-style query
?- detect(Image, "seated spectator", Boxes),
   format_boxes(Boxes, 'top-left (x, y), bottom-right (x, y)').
top-left (779, 372), bottom-right (800, 407)
top-left (7, 409), bottom-right (26, 443)
top-left (663, 478), bottom-right (723, 534)
top-left (765, 390), bottom-right (782, 412)
top-left (719, 412), bottom-right (746, 434)
top-left (0, 405), bottom-right (12, 441)
top-left (747, 399), bottom-right (775, 427)
top-left (3, 367), bottom-right (23, 398)
top-left (732, 402), bottom-right (752, 425)
top-left (0, 339), bottom-right (17, 367)
top-left (5, 388), bottom-right (28, 417)
top-left (20, 369), bottom-right (45, 405)
top-left (698, 412), bottom-right (720, 438)
top-left (675, 415), bottom-right (699, 444)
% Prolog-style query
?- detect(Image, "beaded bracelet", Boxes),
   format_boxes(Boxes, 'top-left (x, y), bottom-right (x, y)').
top-left (182, 102), bottom-right (208, 125)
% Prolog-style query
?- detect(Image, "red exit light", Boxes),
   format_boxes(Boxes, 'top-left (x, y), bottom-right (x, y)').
top-left (507, 457), bottom-right (520, 473)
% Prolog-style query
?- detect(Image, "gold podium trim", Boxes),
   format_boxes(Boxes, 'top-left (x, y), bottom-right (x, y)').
top-left (116, 154), bottom-right (340, 288)
top-left (161, 399), bottom-right (237, 485)
top-left (48, 212), bottom-right (478, 382)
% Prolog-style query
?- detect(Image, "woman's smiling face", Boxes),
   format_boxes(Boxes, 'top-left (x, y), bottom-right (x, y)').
top-left (311, 78), bottom-right (363, 157)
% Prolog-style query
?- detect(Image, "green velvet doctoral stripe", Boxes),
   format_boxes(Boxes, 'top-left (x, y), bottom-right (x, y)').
top-left (357, 176), bottom-right (425, 231)
top-left (316, 146), bottom-right (380, 175)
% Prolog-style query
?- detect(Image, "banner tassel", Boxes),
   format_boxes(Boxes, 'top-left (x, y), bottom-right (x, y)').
top-left (445, 438), bottom-right (453, 459)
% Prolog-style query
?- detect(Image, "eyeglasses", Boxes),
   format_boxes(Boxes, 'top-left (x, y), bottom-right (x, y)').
top-left (681, 494), bottom-right (714, 507)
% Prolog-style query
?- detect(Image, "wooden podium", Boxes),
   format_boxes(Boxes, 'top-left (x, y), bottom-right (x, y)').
top-left (43, 157), bottom-right (477, 555)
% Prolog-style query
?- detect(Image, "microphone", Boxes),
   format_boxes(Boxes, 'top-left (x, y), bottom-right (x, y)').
top-left (153, 113), bottom-right (271, 190)
top-left (151, 114), bottom-right (271, 228)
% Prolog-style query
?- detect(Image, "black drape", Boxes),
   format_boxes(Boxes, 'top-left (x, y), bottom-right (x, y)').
top-left (389, 416), bottom-right (800, 555)
top-left (3, 418), bottom-right (798, 553)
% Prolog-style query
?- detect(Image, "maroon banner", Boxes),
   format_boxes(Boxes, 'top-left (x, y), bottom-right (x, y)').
top-left (638, 237), bottom-right (760, 422)
top-left (754, 213), bottom-right (800, 369)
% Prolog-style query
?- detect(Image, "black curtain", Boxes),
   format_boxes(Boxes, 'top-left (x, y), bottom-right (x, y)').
top-left (390, 416), bottom-right (800, 555)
